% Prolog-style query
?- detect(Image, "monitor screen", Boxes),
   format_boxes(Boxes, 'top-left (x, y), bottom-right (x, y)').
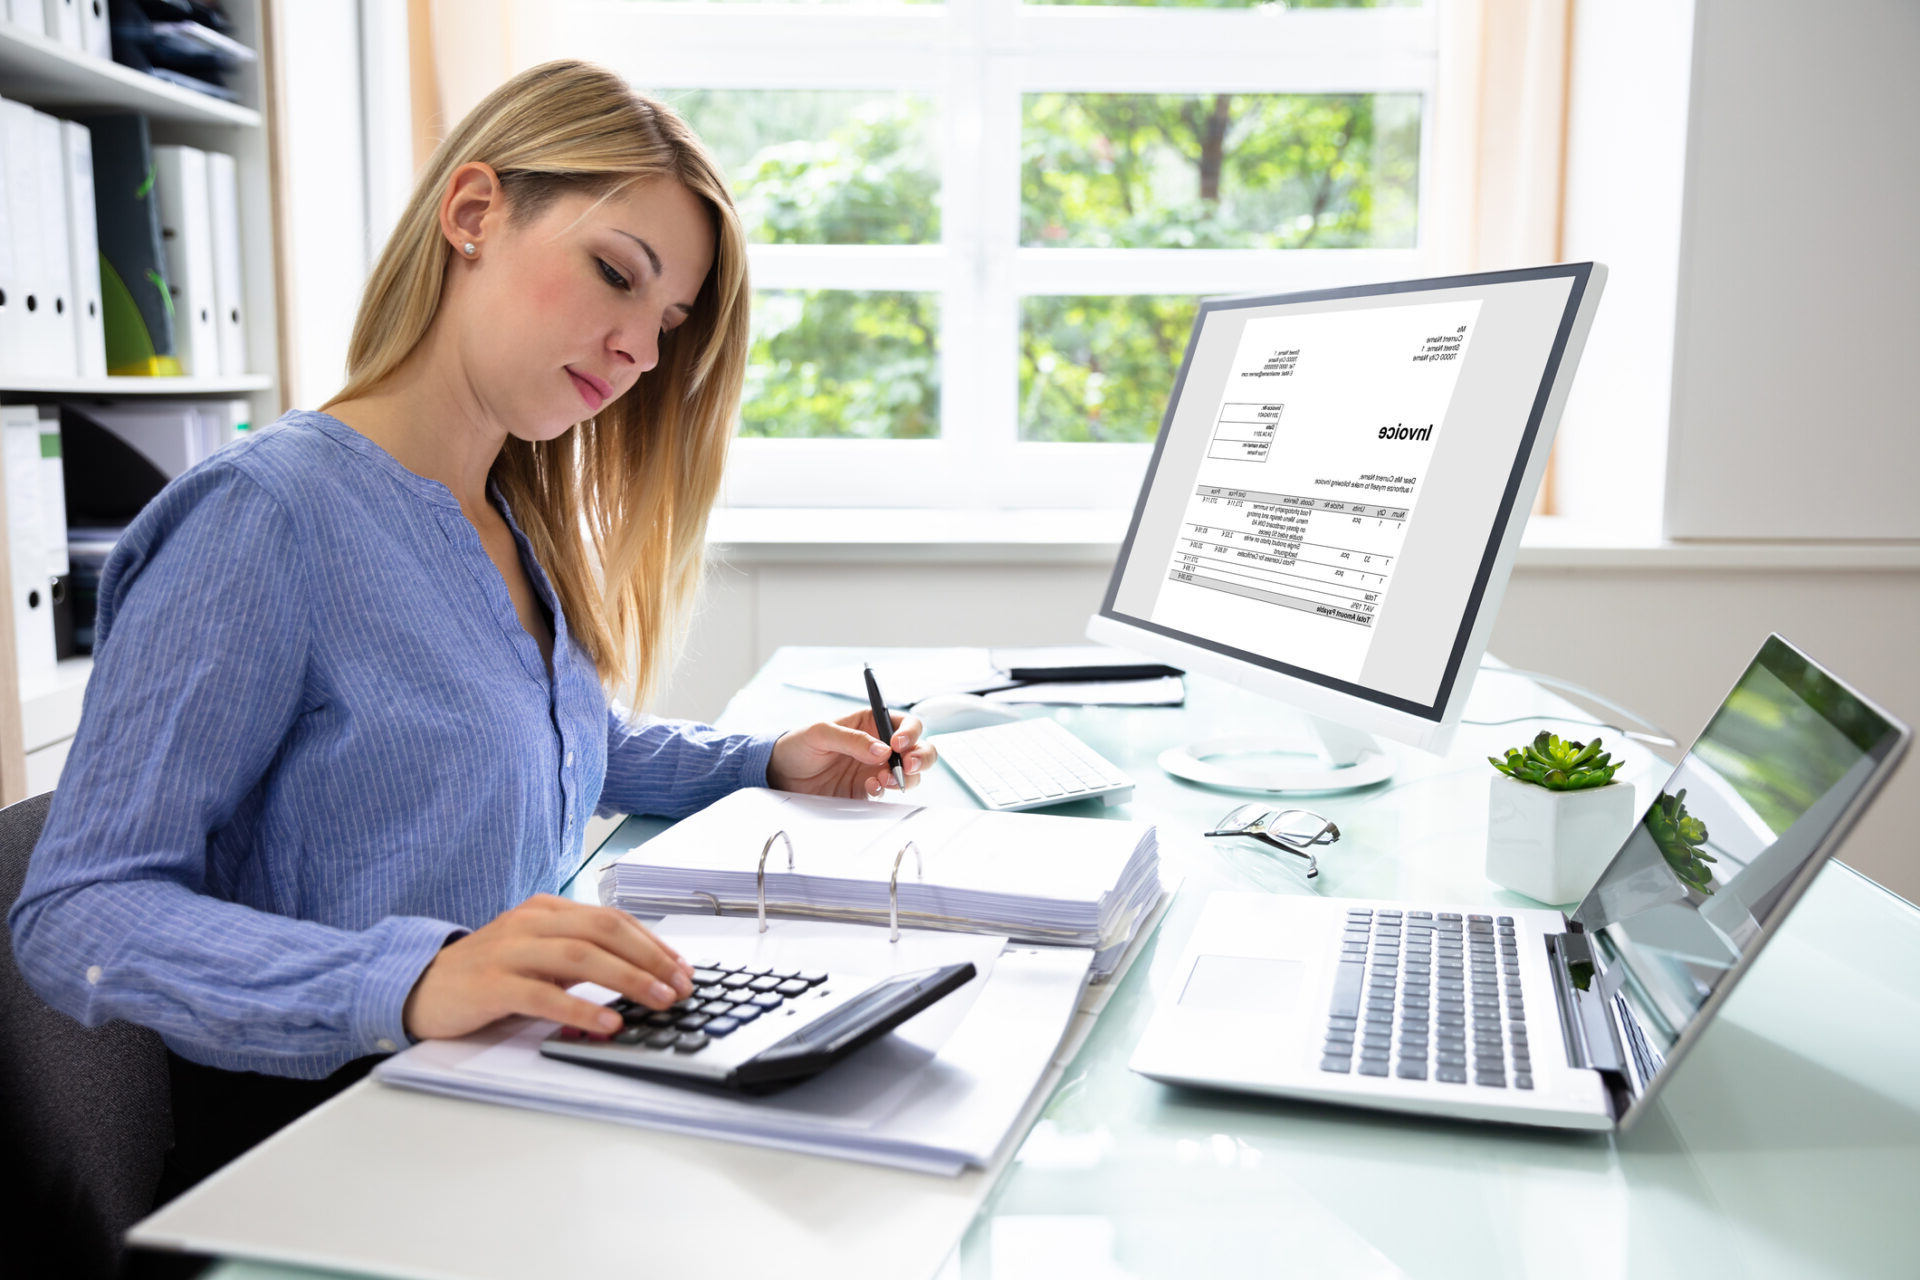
top-left (1099, 266), bottom-right (1597, 719)
top-left (1572, 636), bottom-right (1905, 1093)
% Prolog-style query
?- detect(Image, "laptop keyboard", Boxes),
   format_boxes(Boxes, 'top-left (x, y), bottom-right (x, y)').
top-left (1319, 909), bottom-right (1533, 1090)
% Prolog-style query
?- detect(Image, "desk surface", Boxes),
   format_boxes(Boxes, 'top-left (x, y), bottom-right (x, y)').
top-left (144, 648), bottom-right (1920, 1280)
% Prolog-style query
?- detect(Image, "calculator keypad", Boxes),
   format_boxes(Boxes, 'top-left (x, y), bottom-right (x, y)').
top-left (555, 961), bottom-right (829, 1055)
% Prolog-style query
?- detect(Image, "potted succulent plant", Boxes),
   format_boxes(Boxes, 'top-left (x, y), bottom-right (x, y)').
top-left (1485, 732), bottom-right (1636, 904)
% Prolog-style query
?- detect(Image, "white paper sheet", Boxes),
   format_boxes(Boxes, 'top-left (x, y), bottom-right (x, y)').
top-left (375, 916), bottom-right (1094, 1175)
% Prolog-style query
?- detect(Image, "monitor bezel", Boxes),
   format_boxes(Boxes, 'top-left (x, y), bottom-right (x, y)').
top-left (1089, 263), bottom-right (1603, 749)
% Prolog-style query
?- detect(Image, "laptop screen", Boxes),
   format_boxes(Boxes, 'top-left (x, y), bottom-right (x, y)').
top-left (1569, 636), bottom-right (1905, 1091)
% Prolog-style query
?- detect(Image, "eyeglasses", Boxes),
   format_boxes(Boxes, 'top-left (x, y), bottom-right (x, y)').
top-left (1205, 803), bottom-right (1341, 879)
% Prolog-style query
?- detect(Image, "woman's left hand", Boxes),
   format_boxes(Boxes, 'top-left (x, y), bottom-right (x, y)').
top-left (766, 709), bottom-right (937, 799)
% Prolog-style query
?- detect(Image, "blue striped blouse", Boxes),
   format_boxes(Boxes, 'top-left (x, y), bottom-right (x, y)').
top-left (8, 410), bottom-right (777, 1078)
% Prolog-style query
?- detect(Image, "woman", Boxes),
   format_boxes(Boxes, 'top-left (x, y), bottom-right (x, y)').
top-left (8, 60), bottom-right (934, 1192)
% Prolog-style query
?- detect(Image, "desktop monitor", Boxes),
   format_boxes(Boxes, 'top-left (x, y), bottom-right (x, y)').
top-left (1087, 263), bottom-right (1607, 793)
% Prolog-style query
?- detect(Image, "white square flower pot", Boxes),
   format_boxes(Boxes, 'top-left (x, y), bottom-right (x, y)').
top-left (1486, 774), bottom-right (1638, 905)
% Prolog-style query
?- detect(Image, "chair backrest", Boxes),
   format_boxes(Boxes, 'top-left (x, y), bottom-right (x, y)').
top-left (0, 791), bottom-right (173, 1279)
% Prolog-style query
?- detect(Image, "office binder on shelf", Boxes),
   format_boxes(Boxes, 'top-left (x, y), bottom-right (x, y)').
top-left (42, 0), bottom-right (82, 49)
top-left (34, 405), bottom-right (72, 657)
top-left (0, 101), bottom-right (19, 377)
top-left (152, 144), bottom-right (219, 376)
top-left (5, 0), bottom-right (46, 36)
top-left (602, 788), bottom-right (1166, 980)
top-left (204, 150), bottom-right (247, 376)
top-left (76, 0), bottom-right (109, 60)
top-left (2, 405), bottom-right (60, 689)
top-left (0, 99), bottom-right (53, 377)
top-left (62, 118), bottom-right (107, 379)
top-left (89, 113), bottom-right (181, 377)
top-left (34, 106), bottom-right (79, 377)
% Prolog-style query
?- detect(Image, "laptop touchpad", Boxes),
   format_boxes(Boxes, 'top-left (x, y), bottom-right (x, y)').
top-left (1179, 955), bottom-right (1306, 1015)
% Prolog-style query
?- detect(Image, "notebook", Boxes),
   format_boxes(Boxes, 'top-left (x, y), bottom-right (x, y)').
top-left (599, 788), bottom-right (1165, 980)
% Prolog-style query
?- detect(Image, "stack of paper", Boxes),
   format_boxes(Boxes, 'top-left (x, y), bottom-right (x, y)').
top-left (601, 789), bottom-right (1162, 979)
top-left (784, 644), bottom-right (1185, 708)
top-left (376, 916), bottom-right (1093, 1175)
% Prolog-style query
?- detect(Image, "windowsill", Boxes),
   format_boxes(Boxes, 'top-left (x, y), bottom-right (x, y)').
top-left (705, 508), bottom-right (1920, 569)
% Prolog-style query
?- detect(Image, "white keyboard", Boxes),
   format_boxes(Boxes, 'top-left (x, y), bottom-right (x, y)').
top-left (932, 717), bottom-right (1134, 811)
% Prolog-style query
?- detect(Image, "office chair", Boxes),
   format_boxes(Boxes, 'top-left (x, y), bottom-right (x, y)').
top-left (0, 791), bottom-right (173, 1280)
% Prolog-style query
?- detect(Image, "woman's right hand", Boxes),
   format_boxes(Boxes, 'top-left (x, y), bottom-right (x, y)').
top-left (401, 894), bottom-right (696, 1041)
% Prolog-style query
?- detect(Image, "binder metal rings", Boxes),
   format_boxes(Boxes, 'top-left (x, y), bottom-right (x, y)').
top-left (890, 841), bottom-right (923, 943)
top-left (757, 829), bottom-right (795, 933)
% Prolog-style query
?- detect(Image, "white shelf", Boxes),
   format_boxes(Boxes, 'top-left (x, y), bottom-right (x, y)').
top-left (0, 21), bottom-right (260, 127)
top-left (0, 374), bottom-right (274, 396)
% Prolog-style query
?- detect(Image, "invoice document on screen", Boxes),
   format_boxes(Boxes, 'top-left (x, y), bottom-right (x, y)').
top-left (1148, 299), bottom-right (1482, 685)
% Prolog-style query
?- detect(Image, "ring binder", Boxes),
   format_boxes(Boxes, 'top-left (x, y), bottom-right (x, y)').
top-left (890, 841), bottom-right (922, 943)
top-left (756, 829), bottom-right (794, 932)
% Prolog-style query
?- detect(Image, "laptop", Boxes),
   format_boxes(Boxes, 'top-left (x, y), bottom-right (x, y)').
top-left (1129, 635), bottom-right (1909, 1130)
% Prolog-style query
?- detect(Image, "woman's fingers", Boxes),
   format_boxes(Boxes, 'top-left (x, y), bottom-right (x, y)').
top-left (522, 901), bottom-right (692, 994)
top-left (516, 935), bottom-right (683, 1010)
top-left (507, 976), bottom-right (626, 1036)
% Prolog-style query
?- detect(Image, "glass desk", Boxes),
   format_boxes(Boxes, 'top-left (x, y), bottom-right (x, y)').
top-left (154, 647), bottom-right (1920, 1280)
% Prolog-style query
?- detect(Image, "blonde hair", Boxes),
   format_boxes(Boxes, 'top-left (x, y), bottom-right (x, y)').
top-left (322, 59), bottom-right (749, 709)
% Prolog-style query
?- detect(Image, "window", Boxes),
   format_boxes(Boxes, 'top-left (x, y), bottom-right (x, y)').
top-left (519, 0), bottom-right (1452, 508)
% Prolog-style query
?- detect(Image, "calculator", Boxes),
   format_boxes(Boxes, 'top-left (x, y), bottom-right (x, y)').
top-left (539, 959), bottom-right (979, 1092)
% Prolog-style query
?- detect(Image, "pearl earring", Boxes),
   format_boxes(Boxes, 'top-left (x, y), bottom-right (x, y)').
top-left (462, 242), bottom-right (476, 256)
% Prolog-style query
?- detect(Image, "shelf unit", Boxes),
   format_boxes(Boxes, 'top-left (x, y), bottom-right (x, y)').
top-left (0, 1), bottom-right (282, 802)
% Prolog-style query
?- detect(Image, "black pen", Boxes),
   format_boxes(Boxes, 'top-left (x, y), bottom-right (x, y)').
top-left (863, 663), bottom-right (906, 791)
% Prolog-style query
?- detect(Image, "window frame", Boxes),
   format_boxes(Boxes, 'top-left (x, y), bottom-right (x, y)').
top-left (521, 0), bottom-right (1458, 509)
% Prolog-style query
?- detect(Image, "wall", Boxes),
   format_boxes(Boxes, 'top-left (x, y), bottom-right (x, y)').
top-left (1663, 0), bottom-right (1920, 539)
top-left (653, 556), bottom-right (1920, 905)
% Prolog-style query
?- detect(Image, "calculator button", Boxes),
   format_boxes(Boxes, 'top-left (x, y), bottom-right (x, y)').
top-left (675, 1013), bottom-right (712, 1030)
top-left (720, 973), bottom-right (755, 989)
top-left (748, 975), bottom-right (782, 992)
top-left (749, 992), bottom-right (784, 1009)
top-left (690, 969), bottom-right (726, 986)
top-left (699, 999), bottom-right (736, 1015)
top-left (729, 1004), bottom-right (761, 1023)
top-left (775, 979), bottom-right (810, 997)
top-left (798, 971), bottom-right (828, 986)
top-left (643, 1029), bottom-right (679, 1049)
top-left (705, 1017), bottom-right (741, 1037)
top-left (673, 1032), bottom-right (710, 1053)
top-left (613, 1026), bottom-right (648, 1045)
top-left (695, 984), bottom-right (726, 1000)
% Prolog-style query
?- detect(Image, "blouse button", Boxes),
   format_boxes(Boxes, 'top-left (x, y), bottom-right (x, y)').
top-left (565, 750), bottom-right (574, 768)
top-left (85, 964), bottom-right (102, 985)
top-left (375, 1038), bottom-right (398, 1054)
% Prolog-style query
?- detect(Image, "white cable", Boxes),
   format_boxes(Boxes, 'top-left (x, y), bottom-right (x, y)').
top-left (1474, 662), bottom-right (1678, 748)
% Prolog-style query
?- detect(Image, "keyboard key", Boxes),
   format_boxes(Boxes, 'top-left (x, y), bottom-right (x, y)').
top-left (1330, 962), bottom-right (1366, 1018)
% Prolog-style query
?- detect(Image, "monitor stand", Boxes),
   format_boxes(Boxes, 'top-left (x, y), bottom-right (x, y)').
top-left (1158, 715), bottom-right (1394, 795)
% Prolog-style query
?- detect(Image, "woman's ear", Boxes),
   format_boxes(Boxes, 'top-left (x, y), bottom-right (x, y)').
top-left (440, 161), bottom-right (502, 257)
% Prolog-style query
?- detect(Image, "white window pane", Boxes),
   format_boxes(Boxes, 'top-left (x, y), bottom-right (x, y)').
top-left (1022, 92), bottom-right (1421, 250)
top-left (742, 290), bottom-right (941, 439)
top-left (1019, 295), bottom-right (1198, 443)
top-left (667, 90), bottom-right (940, 246)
